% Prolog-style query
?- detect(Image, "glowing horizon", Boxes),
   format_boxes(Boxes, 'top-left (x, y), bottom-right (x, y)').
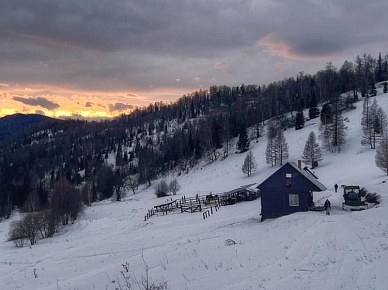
top-left (0, 84), bottom-right (193, 120)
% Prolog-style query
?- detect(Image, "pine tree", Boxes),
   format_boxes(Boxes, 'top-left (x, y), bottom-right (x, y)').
top-left (116, 142), bottom-right (123, 166)
top-left (320, 103), bottom-right (332, 125)
top-left (320, 98), bottom-right (347, 153)
top-left (308, 94), bottom-right (320, 120)
top-left (302, 131), bottom-right (323, 168)
top-left (211, 117), bottom-right (223, 149)
top-left (331, 97), bottom-right (347, 152)
top-left (254, 122), bottom-right (263, 140)
top-left (319, 122), bottom-right (332, 152)
top-left (236, 125), bottom-right (249, 153)
top-left (295, 111), bottom-right (305, 130)
top-left (242, 151), bottom-right (257, 177)
top-left (376, 52), bottom-right (384, 83)
top-left (375, 134), bottom-right (388, 175)
top-left (265, 121), bottom-right (278, 166)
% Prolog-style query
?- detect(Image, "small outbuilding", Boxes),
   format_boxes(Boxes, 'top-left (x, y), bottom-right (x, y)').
top-left (258, 162), bottom-right (326, 221)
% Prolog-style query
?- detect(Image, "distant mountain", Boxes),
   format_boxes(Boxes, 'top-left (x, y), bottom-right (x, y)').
top-left (0, 113), bottom-right (56, 137)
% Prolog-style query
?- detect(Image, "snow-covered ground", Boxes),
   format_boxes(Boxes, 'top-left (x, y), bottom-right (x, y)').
top-left (1, 91), bottom-right (388, 290)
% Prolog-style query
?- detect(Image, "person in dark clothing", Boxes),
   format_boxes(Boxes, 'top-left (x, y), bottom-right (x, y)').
top-left (334, 183), bottom-right (338, 193)
top-left (324, 199), bottom-right (331, 215)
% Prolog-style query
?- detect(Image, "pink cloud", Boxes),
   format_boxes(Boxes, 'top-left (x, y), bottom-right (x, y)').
top-left (257, 34), bottom-right (298, 60)
top-left (257, 34), bottom-right (332, 61)
top-left (213, 62), bottom-right (228, 70)
top-left (274, 62), bottom-right (287, 75)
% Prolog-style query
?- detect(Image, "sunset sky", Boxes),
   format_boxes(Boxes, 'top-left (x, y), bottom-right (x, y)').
top-left (1, 1), bottom-right (388, 119)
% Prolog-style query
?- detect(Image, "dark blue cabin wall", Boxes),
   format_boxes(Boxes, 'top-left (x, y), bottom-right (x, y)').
top-left (261, 189), bottom-right (310, 221)
top-left (261, 190), bottom-right (285, 220)
top-left (284, 190), bottom-right (309, 214)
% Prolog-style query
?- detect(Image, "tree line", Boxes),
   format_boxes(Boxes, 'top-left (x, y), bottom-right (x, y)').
top-left (1, 52), bottom-right (388, 224)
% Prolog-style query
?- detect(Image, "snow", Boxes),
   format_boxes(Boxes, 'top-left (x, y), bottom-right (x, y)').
top-left (1, 91), bottom-right (388, 290)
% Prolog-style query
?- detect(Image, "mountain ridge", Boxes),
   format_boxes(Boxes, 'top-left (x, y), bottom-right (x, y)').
top-left (0, 113), bottom-right (57, 137)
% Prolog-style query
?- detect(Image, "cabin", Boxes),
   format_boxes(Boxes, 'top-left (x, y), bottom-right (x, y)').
top-left (258, 162), bottom-right (327, 221)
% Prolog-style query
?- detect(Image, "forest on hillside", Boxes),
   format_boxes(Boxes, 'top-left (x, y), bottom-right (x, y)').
top-left (1, 52), bottom-right (388, 225)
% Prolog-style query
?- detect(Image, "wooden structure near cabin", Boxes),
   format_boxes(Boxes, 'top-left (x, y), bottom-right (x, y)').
top-left (257, 162), bottom-right (326, 221)
top-left (219, 183), bottom-right (259, 205)
top-left (144, 195), bottom-right (221, 221)
top-left (144, 184), bottom-right (259, 221)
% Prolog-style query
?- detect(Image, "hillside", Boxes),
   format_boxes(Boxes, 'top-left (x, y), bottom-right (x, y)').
top-left (0, 113), bottom-right (56, 138)
top-left (1, 90), bottom-right (388, 290)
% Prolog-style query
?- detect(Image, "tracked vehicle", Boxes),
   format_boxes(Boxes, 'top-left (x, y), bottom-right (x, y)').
top-left (342, 185), bottom-right (368, 211)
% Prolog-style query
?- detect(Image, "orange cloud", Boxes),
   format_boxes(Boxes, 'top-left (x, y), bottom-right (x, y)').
top-left (0, 84), bottom-right (193, 119)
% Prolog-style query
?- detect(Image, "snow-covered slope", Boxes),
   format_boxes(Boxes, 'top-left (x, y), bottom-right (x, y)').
top-left (1, 92), bottom-right (388, 290)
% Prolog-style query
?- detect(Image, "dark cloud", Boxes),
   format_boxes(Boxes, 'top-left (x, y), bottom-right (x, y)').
top-left (0, 0), bottom-right (387, 94)
top-left (12, 96), bottom-right (60, 110)
top-left (109, 103), bottom-right (133, 112)
top-left (85, 101), bottom-right (94, 107)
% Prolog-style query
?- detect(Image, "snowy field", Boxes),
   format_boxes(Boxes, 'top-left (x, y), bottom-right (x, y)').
top-left (1, 91), bottom-right (388, 290)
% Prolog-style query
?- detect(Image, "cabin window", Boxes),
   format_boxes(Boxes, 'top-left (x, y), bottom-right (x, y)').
top-left (286, 173), bottom-right (292, 188)
top-left (289, 194), bottom-right (299, 206)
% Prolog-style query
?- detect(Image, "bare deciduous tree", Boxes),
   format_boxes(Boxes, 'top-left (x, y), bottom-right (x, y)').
top-left (168, 179), bottom-right (181, 195)
top-left (242, 151), bottom-right (257, 177)
top-left (8, 210), bottom-right (56, 247)
top-left (155, 180), bottom-right (169, 198)
top-left (376, 134), bottom-right (388, 175)
top-left (128, 175), bottom-right (139, 195)
top-left (273, 130), bottom-right (289, 166)
top-left (8, 214), bottom-right (38, 246)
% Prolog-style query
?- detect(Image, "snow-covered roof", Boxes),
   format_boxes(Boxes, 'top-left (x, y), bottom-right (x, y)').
top-left (288, 162), bottom-right (327, 191)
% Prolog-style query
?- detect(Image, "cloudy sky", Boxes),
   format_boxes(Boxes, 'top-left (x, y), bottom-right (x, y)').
top-left (1, 0), bottom-right (387, 119)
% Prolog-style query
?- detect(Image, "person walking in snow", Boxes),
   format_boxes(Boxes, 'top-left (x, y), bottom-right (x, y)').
top-left (324, 199), bottom-right (331, 215)
top-left (334, 183), bottom-right (338, 193)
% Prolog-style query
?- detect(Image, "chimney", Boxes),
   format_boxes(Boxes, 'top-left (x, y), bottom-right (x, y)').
top-left (297, 160), bottom-right (302, 170)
